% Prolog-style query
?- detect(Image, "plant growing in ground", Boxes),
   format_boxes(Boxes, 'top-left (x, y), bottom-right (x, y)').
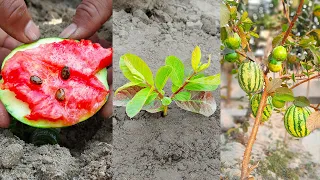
top-left (221, 0), bottom-right (320, 179)
top-left (114, 46), bottom-right (220, 118)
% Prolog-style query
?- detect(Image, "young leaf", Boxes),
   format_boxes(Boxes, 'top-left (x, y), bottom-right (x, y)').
top-left (188, 74), bottom-right (221, 85)
top-left (142, 99), bottom-right (163, 113)
top-left (155, 66), bottom-right (172, 90)
top-left (293, 96), bottom-right (310, 107)
top-left (171, 84), bottom-right (179, 93)
top-left (184, 83), bottom-right (219, 91)
top-left (191, 46), bottom-right (201, 72)
top-left (120, 54), bottom-right (154, 85)
top-left (114, 86), bottom-right (145, 106)
top-left (173, 91), bottom-right (191, 101)
top-left (273, 87), bottom-right (295, 102)
top-left (126, 87), bottom-right (154, 118)
top-left (145, 92), bottom-right (159, 105)
top-left (175, 91), bottom-right (217, 117)
top-left (165, 56), bottom-right (184, 87)
top-left (161, 97), bottom-right (172, 106)
top-left (198, 54), bottom-right (211, 72)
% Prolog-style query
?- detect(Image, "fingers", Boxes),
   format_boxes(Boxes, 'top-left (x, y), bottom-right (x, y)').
top-left (59, 0), bottom-right (112, 39)
top-left (0, 28), bottom-right (22, 50)
top-left (0, 101), bottom-right (10, 128)
top-left (0, 0), bottom-right (40, 43)
top-left (100, 67), bottom-right (113, 119)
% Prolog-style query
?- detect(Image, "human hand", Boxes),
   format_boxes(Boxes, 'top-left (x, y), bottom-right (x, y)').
top-left (0, 0), bottom-right (41, 128)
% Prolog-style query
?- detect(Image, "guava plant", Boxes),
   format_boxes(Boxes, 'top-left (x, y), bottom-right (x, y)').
top-left (221, 0), bottom-right (320, 179)
top-left (114, 46), bottom-right (220, 118)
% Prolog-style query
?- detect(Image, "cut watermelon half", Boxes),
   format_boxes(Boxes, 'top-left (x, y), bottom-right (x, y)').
top-left (0, 38), bottom-right (112, 128)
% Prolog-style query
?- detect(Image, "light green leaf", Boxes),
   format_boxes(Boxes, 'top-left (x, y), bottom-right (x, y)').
top-left (188, 74), bottom-right (221, 85)
top-left (273, 87), bottom-right (295, 102)
top-left (145, 92), bottom-right (159, 105)
top-left (309, 45), bottom-right (320, 65)
top-left (171, 84), bottom-right (179, 93)
top-left (173, 91), bottom-right (191, 101)
top-left (126, 87), bottom-right (153, 118)
top-left (191, 46), bottom-right (201, 72)
top-left (241, 11), bottom-right (248, 22)
top-left (115, 81), bottom-right (141, 95)
top-left (198, 54), bottom-right (211, 72)
top-left (155, 66), bottom-right (172, 90)
top-left (120, 54), bottom-right (154, 84)
top-left (184, 83), bottom-right (219, 91)
top-left (165, 56), bottom-right (184, 86)
top-left (161, 97), bottom-right (172, 106)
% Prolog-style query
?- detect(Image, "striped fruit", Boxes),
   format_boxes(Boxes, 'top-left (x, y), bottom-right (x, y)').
top-left (250, 93), bottom-right (273, 122)
top-left (284, 105), bottom-right (312, 138)
top-left (238, 61), bottom-right (264, 93)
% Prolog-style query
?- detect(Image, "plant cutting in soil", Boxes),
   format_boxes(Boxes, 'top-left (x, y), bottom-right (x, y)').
top-left (221, 0), bottom-right (320, 179)
top-left (114, 46), bottom-right (220, 118)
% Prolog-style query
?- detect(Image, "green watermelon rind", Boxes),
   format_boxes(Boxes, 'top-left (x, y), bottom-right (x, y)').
top-left (238, 61), bottom-right (264, 94)
top-left (250, 93), bottom-right (273, 122)
top-left (0, 38), bottom-right (109, 128)
top-left (284, 105), bottom-right (312, 138)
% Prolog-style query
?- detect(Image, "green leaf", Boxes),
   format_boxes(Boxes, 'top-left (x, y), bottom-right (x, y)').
top-left (250, 32), bottom-right (259, 38)
top-left (191, 46), bottom-right (201, 72)
top-left (155, 66), bottom-right (172, 90)
top-left (126, 87), bottom-right (154, 118)
top-left (165, 56), bottom-right (185, 86)
top-left (161, 97), bottom-right (172, 106)
top-left (120, 54), bottom-right (154, 84)
top-left (171, 84), bottom-right (179, 93)
top-left (184, 83), bottom-right (219, 91)
top-left (272, 35), bottom-right (283, 47)
top-left (293, 96), bottom-right (310, 107)
top-left (282, 24), bottom-right (289, 32)
top-left (175, 91), bottom-right (217, 117)
top-left (221, 27), bottom-right (228, 42)
top-left (145, 92), bottom-right (159, 105)
top-left (292, 74), bottom-right (296, 82)
top-left (308, 45), bottom-right (320, 65)
top-left (115, 81), bottom-right (141, 95)
top-left (198, 55), bottom-right (211, 72)
top-left (188, 74), bottom-right (221, 85)
top-left (273, 87), bottom-right (295, 102)
top-left (240, 11), bottom-right (248, 22)
top-left (173, 91), bottom-right (191, 101)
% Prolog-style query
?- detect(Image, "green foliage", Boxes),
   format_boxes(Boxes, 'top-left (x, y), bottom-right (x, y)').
top-left (115, 46), bottom-right (220, 118)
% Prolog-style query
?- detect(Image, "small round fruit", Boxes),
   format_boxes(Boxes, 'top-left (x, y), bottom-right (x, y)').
top-left (272, 46), bottom-right (287, 61)
top-left (224, 52), bottom-right (239, 62)
top-left (272, 98), bottom-right (285, 108)
top-left (250, 93), bottom-right (273, 122)
top-left (224, 33), bottom-right (241, 50)
top-left (284, 105), bottom-right (312, 138)
top-left (268, 58), bottom-right (282, 72)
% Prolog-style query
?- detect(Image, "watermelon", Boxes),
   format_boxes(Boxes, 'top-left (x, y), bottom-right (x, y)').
top-left (284, 105), bottom-right (312, 138)
top-left (250, 93), bottom-right (273, 122)
top-left (238, 61), bottom-right (264, 93)
top-left (0, 38), bottom-right (112, 128)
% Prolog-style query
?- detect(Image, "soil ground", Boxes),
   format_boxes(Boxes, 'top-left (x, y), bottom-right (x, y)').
top-left (0, 0), bottom-right (113, 179)
top-left (112, 0), bottom-right (221, 179)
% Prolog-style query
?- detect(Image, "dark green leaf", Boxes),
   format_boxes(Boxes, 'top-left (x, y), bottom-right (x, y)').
top-left (294, 96), bottom-right (310, 107)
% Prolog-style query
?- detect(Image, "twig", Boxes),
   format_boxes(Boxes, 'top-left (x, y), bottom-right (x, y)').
top-left (280, 69), bottom-right (315, 79)
top-left (236, 50), bottom-right (255, 62)
top-left (282, 0), bottom-right (291, 24)
top-left (310, 105), bottom-right (319, 111)
top-left (240, 75), bottom-right (269, 179)
top-left (170, 72), bottom-right (196, 99)
top-left (281, 0), bottom-right (304, 45)
top-left (290, 74), bottom-right (320, 89)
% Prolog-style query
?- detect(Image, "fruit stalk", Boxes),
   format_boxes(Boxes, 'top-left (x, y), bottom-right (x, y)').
top-left (240, 75), bottom-right (269, 179)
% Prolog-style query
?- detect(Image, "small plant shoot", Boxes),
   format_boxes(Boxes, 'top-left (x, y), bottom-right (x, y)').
top-left (114, 46), bottom-right (220, 118)
top-left (221, 0), bottom-right (320, 179)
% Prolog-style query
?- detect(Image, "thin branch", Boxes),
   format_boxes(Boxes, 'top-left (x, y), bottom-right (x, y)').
top-left (290, 74), bottom-right (320, 89)
top-left (281, 0), bottom-right (304, 45)
top-left (236, 50), bottom-right (255, 62)
top-left (310, 105), bottom-right (319, 111)
top-left (280, 69), bottom-right (315, 79)
top-left (170, 72), bottom-right (196, 99)
top-left (282, 0), bottom-right (291, 24)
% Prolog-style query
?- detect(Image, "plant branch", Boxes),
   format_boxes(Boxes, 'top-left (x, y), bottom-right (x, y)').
top-left (280, 69), bottom-right (315, 79)
top-left (235, 50), bottom-right (255, 62)
top-left (281, 0), bottom-right (291, 24)
top-left (281, 0), bottom-right (304, 45)
top-left (146, 82), bottom-right (164, 99)
top-left (290, 74), bottom-right (320, 89)
top-left (170, 72), bottom-right (196, 99)
top-left (240, 75), bottom-right (269, 179)
top-left (310, 105), bottom-right (319, 111)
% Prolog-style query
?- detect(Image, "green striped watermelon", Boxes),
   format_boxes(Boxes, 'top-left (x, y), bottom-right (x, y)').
top-left (238, 61), bottom-right (264, 93)
top-left (250, 93), bottom-right (273, 122)
top-left (284, 105), bottom-right (312, 138)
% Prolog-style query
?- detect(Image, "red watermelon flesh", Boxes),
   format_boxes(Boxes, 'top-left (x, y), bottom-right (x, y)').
top-left (1, 39), bottom-right (112, 126)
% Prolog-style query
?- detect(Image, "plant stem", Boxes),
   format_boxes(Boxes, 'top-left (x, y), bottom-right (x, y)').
top-left (170, 72), bottom-right (196, 99)
top-left (163, 105), bottom-right (168, 116)
top-left (240, 75), bottom-right (269, 179)
top-left (235, 50), bottom-right (255, 62)
top-left (290, 74), bottom-right (320, 89)
top-left (146, 82), bottom-right (164, 99)
top-left (281, 0), bottom-right (304, 45)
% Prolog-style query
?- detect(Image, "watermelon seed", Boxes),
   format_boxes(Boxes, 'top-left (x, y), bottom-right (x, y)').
top-left (55, 88), bottom-right (65, 101)
top-left (30, 75), bottom-right (42, 85)
top-left (61, 66), bottom-right (70, 80)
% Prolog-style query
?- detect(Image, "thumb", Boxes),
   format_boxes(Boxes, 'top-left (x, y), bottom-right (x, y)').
top-left (0, 0), bottom-right (40, 43)
top-left (0, 101), bottom-right (10, 128)
top-left (59, 0), bottom-right (112, 39)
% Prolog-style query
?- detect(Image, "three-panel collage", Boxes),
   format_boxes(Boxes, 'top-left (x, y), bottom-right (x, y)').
top-left (0, 0), bottom-right (319, 179)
